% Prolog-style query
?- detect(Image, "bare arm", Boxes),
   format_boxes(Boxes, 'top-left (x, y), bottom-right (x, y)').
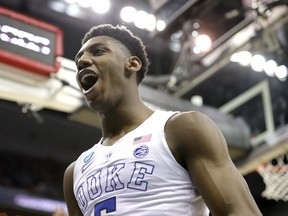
top-left (63, 162), bottom-right (83, 216)
top-left (165, 111), bottom-right (262, 216)
top-left (52, 208), bottom-right (68, 216)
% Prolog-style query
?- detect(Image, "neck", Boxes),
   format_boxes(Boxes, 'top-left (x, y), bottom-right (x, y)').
top-left (99, 98), bottom-right (154, 146)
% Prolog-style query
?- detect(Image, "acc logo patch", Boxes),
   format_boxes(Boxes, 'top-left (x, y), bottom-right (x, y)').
top-left (84, 151), bottom-right (94, 163)
top-left (81, 151), bottom-right (95, 173)
top-left (133, 145), bottom-right (149, 158)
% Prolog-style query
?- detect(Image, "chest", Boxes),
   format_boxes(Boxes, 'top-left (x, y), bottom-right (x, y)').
top-left (83, 139), bottom-right (156, 184)
top-left (74, 135), bottom-right (162, 211)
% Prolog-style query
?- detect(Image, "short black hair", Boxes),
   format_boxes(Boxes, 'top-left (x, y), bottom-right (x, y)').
top-left (82, 24), bottom-right (150, 85)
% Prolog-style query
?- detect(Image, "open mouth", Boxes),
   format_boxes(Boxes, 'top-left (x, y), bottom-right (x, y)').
top-left (78, 69), bottom-right (98, 91)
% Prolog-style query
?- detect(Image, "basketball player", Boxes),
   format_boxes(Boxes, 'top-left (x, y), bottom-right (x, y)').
top-left (63, 24), bottom-right (262, 216)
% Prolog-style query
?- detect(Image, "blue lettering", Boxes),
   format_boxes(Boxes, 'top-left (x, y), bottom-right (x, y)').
top-left (105, 163), bottom-right (125, 192)
top-left (76, 161), bottom-right (155, 213)
top-left (87, 170), bottom-right (103, 200)
top-left (127, 162), bottom-right (154, 191)
top-left (76, 185), bottom-right (88, 213)
top-left (94, 197), bottom-right (116, 216)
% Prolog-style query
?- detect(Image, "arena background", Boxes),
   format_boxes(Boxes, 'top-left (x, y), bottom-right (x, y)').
top-left (0, 0), bottom-right (288, 215)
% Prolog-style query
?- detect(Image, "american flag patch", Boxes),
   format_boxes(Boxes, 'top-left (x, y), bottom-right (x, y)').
top-left (133, 134), bottom-right (152, 144)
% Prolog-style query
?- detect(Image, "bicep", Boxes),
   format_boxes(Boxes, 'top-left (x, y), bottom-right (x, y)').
top-left (63, 162), bottom-right (83, 216)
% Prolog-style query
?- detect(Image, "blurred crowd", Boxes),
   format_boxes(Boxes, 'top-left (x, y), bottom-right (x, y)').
top-left (0, 151), bottom-right (67, 200)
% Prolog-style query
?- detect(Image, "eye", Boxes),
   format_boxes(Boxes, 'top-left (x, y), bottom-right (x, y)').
top-left (92, 47), bottom-right (106, 56)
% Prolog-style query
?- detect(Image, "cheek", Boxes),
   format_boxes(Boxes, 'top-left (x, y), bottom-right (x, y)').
top-left (98, 56), bottom-right (127, 83)
top-left (107, 61), bottom-right (126, 80)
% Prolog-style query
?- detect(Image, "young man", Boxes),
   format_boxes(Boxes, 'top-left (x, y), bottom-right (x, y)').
top-left (63, 24), bottom-right (262, 216)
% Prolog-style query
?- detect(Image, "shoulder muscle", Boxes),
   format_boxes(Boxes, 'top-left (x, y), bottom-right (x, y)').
top-left (165, 111), bottom-right (230, 167)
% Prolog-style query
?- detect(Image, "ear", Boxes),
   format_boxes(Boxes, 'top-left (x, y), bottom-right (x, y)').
top-left (125, 56), bottom-right (142, 77)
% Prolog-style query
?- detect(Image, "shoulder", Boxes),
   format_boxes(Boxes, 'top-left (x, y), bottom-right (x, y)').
top-left (66, 161), bottom-right (76, 172)
top-left (165, 111), bottom-right (229, 162)
top-left (169, 110), bottom-right (215, 124)
top-left (63, 161), bottom-right (76, 201)
top-left (165, 111), bottom-right (217, 140)
top-left (63, 161), bottom-right (84, 215)
top-left (64, 161), bottom-right (76, 182)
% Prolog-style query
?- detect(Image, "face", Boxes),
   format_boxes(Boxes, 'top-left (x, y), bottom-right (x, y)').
top-left (75, 36), bottom-right (133, 112)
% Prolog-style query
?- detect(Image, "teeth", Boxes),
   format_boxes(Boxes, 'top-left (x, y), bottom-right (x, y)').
top-left (79, 70), bottom-right (98, 91)
top-left (81, 72), bottom-right (97, 82)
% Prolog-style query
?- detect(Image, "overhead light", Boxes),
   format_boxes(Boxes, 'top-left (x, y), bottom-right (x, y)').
top-left (190, 95), bottom-right (203, 107)
top-left (170, 30), bottom-right (183, 42)
top-left (251, 54), bottom-right (266, 72)
top-left (134, 10), bottom-right (148, 29)
top-left (64, 0), bottom-right (76, 3)
top-left (169, 41), bottom-right (182, 53)
top-left (120, 6), bottom-right (136, 23)
top-left (156, 20), bottom-right (166, 31)
top-left (195, 34), bottom-right (211, 52)
top-left (264, 60), bottom-right (277, 77)
top-left (191, 30), bottom-right (198, 37)
top-left (193, 46), bottom-right (201, 54)
top-left (225, 9), bottom-right (240, 19)
top-left (66, 4), bottom-right (83, 18)
top-left (120, 6), bottom-right (161, 32)
top-left (193, 22), bottom-right (200, 29)
top-left (134, 11), bottom-right (156, 31)
top-left (48, 1), bottom-right (66, 13)
top-left (275, 65), bottom-right (288, 80)
top-left (76, 0), bottom-right (93, 8)
top-left (230, 51), bottom-right (252, 66)
top-left (92, 0), bottom-right (110, 14)
top-left (230, 51), bottom-right (286, 80)
top-left (145, 14), bottom-right (156, 31)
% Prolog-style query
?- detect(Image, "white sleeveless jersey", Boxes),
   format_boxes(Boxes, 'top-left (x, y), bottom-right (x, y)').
top-left (73, 110), bottom-right (209, 216)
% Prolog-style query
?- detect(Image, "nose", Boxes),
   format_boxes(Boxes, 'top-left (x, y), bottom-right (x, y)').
top-left (77, 54), bottom-right (92, 70)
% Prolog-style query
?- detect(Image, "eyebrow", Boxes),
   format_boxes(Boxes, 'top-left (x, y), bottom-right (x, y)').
top-left (74, 42), bottom-right (108, 62)
top-left (74, 52), bottom-right (82, 62)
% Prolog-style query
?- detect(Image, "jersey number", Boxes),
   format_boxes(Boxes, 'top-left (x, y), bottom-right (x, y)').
top-left (94, 197), bottom-right (116, 216)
